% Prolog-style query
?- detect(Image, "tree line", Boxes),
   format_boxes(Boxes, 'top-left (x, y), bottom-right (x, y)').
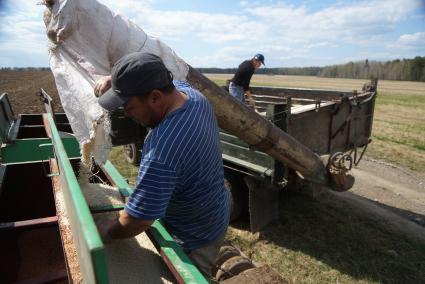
top-left (198, 56), bottom-right (425, 82)
top-left (2, 56), bottom-right (424, 81)
top-left (0, 67), bottom-right (51, 71)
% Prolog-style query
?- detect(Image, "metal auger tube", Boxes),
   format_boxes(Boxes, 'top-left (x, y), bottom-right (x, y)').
top-left (186, 66), bottom-right (333, 186)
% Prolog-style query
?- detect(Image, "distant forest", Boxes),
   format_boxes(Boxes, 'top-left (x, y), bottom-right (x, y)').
top-left (2, 56), bottom-right (424, 82)
top-left (198, 56), bottom-right (425, 82)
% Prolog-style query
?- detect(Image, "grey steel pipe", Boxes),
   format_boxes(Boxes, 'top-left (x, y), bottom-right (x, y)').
top-left (186, 66), bottom-right (329, 184)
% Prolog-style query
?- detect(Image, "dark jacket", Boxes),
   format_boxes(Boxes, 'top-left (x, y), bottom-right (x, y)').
top-left (231, 60), bottom-right (255, 91)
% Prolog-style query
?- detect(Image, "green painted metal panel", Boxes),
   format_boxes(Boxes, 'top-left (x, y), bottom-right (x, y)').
top-left (46, 113), bottom-right (109, 284)
top-left (101, 161), bottom-right (208, 284)
top-left (149, 222), bottom-right (209, 284)
top-left (101, 160), bottom-right (133, 197)
top-left (222, 153), bottom-right (273, 177)
top-left (90, 204), bottom-right (125, 213)
top-left (221, 141), bottom-right (273, 170)
top-left (1, 138), bottom-right (80, 164)
top-left (219, 131), bottom-right (249, 147)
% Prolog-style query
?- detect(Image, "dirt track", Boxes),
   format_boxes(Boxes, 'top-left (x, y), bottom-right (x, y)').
top-left (332, 158), bottom-right (425, 242)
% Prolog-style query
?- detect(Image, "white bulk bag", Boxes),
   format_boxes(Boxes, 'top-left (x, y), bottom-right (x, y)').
top-left (44, 0), bottom-right (189, 164)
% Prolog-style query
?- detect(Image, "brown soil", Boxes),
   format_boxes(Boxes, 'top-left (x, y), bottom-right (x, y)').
top-left (0, 69), bottom-right (62, 114)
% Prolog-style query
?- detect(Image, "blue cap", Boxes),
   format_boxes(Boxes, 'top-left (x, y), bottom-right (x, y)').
top-left (254, 54), bottom-right (265, 65)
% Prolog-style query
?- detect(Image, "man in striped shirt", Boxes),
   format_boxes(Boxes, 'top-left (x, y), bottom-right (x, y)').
top-left (95, 52), bottom-right (231, 279)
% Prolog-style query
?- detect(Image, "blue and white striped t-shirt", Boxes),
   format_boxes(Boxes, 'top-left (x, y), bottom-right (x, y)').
top-left (125, 80), bottom-right (231, 251)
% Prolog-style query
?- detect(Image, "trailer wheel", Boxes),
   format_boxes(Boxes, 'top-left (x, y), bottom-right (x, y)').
top-left (213, 246), bottom-right (241, 276)
top-left (224, 170), bottom-right (248, 222)
top-left (124, 143), bottom-right (142, 166)
top-left (215, 255), bottom-right (255, 282)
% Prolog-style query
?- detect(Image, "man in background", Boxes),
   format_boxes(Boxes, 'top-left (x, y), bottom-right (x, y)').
top-left (229, 54), bottom-right (265, 110)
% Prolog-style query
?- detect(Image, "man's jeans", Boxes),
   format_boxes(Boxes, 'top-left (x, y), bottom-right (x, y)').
top-left (188, 230), bottom-right (226, 282)
top-left (229, 82), bottom-right (245, 103)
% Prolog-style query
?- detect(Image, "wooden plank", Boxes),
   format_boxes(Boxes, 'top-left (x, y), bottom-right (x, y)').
top-left (250, 85), bottom-right (352, 100)
top-left (291, 101), bottom-right (335, 115)
top-left (219, 132), bottom-right (249, 147)
top-left (221, 142), bottom-right (273, 170)
top-left (0, 216), bottom-right (58, 231)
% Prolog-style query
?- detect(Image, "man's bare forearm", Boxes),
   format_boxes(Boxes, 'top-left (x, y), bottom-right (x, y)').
top-left (100, 210), bottom-right (154, 242)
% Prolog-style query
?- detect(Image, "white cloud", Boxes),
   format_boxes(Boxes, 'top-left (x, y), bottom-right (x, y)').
top-left (397, 31), bottom-right (425, 47)
top-left (303, 42), bottom-right (338, 49)
top-left (0, 1), bottom-right (47, 55)
top-left (0, 0), bottom-right (423, 67)
top-left (99, 1), bottom-right (269, 44)
top-left (244, 0), bottom-right (421, 42)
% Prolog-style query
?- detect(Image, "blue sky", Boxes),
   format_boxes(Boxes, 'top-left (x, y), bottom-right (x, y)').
top-left (0, 0), bottom-right (424, 68)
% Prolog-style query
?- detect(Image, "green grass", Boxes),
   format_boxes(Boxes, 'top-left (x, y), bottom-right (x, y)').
top-left (108, 146), bottom-right (425, 283)
top-left (108, 146), bottom-right (139, 186)
top-left (376, 92), bottom-right (425, 107)
top-left (367, 91), bottom-right (425, 173)
top-left (227, 192), bottom-right (425, 283)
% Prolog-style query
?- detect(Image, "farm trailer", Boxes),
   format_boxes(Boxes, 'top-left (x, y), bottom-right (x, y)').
top-left (124, 80), bottom-right (377, 232)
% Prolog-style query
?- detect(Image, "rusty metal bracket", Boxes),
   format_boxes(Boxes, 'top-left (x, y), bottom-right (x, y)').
top-left (350, 139), bottom-right (371, 166)
top-left (331, 95), bottom-right (354, 139)
top-left (331, 113), bottom-right (352, 139)
top-left (38, 143), bottom-right (60, 177)
top-left (329, 152), bottom-right (353, 171)
top-left (327, 152), bottom-right (355, 192)
top-left (332, 95), bottom-right (349, 114)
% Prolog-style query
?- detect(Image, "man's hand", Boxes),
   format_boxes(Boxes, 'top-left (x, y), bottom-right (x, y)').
top-left (95, 215), bottom-right (117, 244)
top-left (248, 97), bottom-right (256, 110)
top-left (94, 75), bottom-right (112, 97)
top-left (95, 210), bottom-right (154, 244)
top-left (245, 90), bottom-right (256, 110)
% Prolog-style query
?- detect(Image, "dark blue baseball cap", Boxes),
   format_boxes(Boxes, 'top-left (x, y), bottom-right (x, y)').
top-left (254, 53), bottom-right (265, 65)
top-left (98, 52), bottom-right (173, 112)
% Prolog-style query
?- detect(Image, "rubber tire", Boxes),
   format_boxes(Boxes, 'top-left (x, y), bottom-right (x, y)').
top-left (224, 169), bottom-right (249, 222)
top-left (124, 143), bottom-right (142, 166)
top-left (213, 246), bottom-right (241, 276)
top-left (215, 255), bottom-right (255, 282)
